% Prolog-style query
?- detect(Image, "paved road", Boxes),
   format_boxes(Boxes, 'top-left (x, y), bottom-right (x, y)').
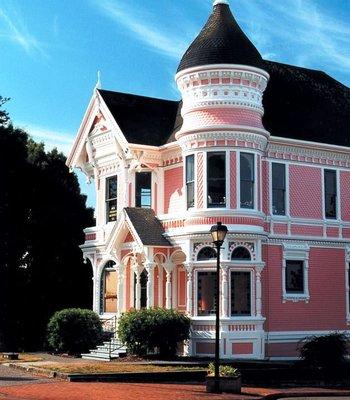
top-left (284, 398), bottom-right (350, 400)
top-left (0, 365), bottom-right (51, 387)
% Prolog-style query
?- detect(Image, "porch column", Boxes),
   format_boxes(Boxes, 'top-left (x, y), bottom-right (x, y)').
top-left (184, 263), bottom-right (193, 316)
top-left (145, 262), bottom-right (155, 308)
top-left (221, 266), bottom-right (229, 317)
top-left (164, 262), bottom-right (174, 309)
top-left (117, 264), bottom-right (125, 314)
top-left (255, 266), bottom-right (263, 317)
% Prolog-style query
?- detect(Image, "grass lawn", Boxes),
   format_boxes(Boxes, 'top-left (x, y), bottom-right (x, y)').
top-left (32, 362), bottom-right (206, 375)
top-left (0, 353), bottom-right (43, 364)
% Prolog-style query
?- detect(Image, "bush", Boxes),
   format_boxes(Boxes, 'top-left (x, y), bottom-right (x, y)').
top-left (117, 308), bottom-right (190, 357)
top-left (207, 362), bottom-right (240, 378)
top-left (298, 332), bottom-right (349, 375)
top-left (47, 308), bottom-right (103, 355)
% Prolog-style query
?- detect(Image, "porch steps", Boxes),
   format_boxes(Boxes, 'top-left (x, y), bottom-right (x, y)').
top-left (81, 338), bottom-right (127, 361)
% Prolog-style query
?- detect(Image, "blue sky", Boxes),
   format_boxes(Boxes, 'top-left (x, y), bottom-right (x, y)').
top-left (1, 0), bottom-right (349, 208)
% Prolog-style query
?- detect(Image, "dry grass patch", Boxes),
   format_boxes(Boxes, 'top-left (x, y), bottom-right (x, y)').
top-left (0, 353), bottom-right (43, 364)
top-left (32, 361), bottom-right (205, 375)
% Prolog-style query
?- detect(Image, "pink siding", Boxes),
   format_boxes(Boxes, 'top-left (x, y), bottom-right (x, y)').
top-left (196, 342), bottom-right (215, 354)
top-left (266, 343), bottom-right (298, 358)
top-left (289, 165), bottom-right (322, 219)
top-left (327, 227), bottom-right (339, 238)
top-left (164, 167), bottom-right (183, 214)
top-left (341, 171), bottom-right (350, 221)
top-left (230, 152), bottom-right (237, 209)
top-left (263, 245), bottom-right (347, 332)
top-left (291, 225), bottom-right (323, 236)
top-left (232, 343), bottom-right (253, 355)
top-left (262, 160), bottom-right (269, 216)
top-left (273, 223), bottom-right (288, 235)
top-left (197, 152), bottom-right (204, 208)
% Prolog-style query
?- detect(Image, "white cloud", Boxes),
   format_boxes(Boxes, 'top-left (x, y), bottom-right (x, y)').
top-left (16, 122), bottom-right (74, 155)
top-left (0, 6), bottom-right (46, 57)
top-left (92, 0), bottom-right (189, 60)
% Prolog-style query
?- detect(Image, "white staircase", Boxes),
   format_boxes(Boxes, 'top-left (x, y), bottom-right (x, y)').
top-left (81, 337), bottom-right (127, 361)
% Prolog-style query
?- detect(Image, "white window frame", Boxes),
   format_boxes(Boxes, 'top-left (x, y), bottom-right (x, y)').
top-left (282, 243), bottom-right (310, 302)
top-left (105, 174), bottom-right (118, 224)
top-left (185, 153), bottom-right (195, 210)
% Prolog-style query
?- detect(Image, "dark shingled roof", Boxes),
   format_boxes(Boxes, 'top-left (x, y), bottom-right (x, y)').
top-left (177, 3), bottom-right (263, 73)
top-left (98, 89), bottom-right (179, 146)
top-left (124, 208), bottom-right (172, 247)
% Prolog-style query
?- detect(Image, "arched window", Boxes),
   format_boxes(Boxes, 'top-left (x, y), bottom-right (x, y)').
top-left (100, 261), bottom-right (117, 314)
top-left (197, 246), bottom-right (217, 261)
top-left (231, 247), bottom-right (251, 260)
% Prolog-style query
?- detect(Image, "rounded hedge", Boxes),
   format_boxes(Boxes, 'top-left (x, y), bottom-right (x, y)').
top-left (117, 308), bottom-right (190, 357)
top-left (47, 308), bottom-right (103, 355)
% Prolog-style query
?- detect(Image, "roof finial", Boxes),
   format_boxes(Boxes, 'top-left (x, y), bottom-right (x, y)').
top-left (94, 70), bottom-right (102, 91)
top-left (213, 0), bottom-right (229, 6)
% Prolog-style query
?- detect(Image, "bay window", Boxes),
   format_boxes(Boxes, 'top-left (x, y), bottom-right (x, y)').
top-left (207, 152), bottom-right (226, 208)
top-left (240, 153), bottom-right (254, 209)
top-left (231, 271), bottom-right (251, 316)
top-left (197, 271), bottom-right (217, 315)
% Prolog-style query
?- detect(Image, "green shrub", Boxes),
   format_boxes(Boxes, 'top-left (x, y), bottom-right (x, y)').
top-left (47, 308), bottom-right (103, 355)
top-left (117, 308), bottom-right (190, 357)
top-left (298, 332), bottom-right (349, 375)
top-left (207, 362), bottom-right (240, 378)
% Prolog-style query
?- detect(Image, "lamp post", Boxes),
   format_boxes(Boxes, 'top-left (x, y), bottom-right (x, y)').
top-left (210, 221), bottom-right (228, 393)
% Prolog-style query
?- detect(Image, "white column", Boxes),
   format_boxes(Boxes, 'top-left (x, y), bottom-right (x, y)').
top-left (184, 263), bottom-right (193, 316)
top-left (145, 262), bottom-right (155, 308)
top-left (221, 266), bottom-right (228, 317)
top-left (117, 265), bottom-right (125, 314)
top-left (165, 271), bottom-right (172, 309)
top-left (255, 267), bottom-right (263, 317)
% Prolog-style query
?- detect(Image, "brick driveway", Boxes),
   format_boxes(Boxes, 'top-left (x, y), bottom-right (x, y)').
top-left (0, 382), bottom-right (259, 400)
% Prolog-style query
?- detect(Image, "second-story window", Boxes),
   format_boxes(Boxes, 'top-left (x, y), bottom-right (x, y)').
top-left (136, 172), bottom-right (151, 208)
top-left (207, 152), bottom-right (226, 208)
top-left (272, 163), bottom-right (286, 215)
top-left (106, 176), bottom-right (118, 222)
top-left (186, 155), bottom-right (195, 209)
top-left (285, 260), bottom-right (304, 294)
top-left (324, 170), bottom-right (337, 219)
top-left (240, 153), bottom-right (254, 209)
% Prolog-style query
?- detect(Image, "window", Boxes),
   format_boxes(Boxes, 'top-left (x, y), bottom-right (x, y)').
top-left (207, 152), bottom-right (226, 208)
top-left (272, 163), bottom-right (286, 215)
top-left (231, 271), bottom-right (251, 316)
top-left (136, 172), bottom-right (152, 208)
top-left (100, 261), bottom-right (117, 314)
top-left (106, 176), bottom-right (118, 222)
top-left (231, 247), bottom-right (251, 260)
top-left (197, 246), bottom-right (217, 261)
top-left (240, 153), bottom-right (254, 209)
top-left (285, 260), bottom-right (304, 293)
top-left (197, 271), bottom-right (217, 315)
top-left (186, 155), bottom-right (195, 209)
top-left (324, 170), bottom-right (337, 219)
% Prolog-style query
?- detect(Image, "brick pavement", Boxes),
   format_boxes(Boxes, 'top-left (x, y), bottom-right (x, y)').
top-left (0, 382), bottom-right (259, 400)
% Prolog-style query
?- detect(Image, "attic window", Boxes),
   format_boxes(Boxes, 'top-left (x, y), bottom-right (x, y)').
top-left (106, 176), bottom-right (118, 222)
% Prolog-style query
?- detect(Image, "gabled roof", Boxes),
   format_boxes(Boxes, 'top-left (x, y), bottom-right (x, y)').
top-left (124, 208), bottom-right (172, 247)
top-left (177, 3), bottom-right (263, 73)
top-left (98, 89), bottom-right (180, 146)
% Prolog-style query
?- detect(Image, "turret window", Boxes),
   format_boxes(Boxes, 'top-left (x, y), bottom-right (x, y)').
top-left (240, 153), bottom-right (254, 209)
top-left (272, 163), bottom-right (286, 215)
top-left (135, 172), bottom-right (152, 208)
top-left (106, 176), bottom-right (118, 222)
top-left (186, 155), bottom-right (195, 209)
top-left (324, 170), bottom-right (337, 219)
top-left (207, 152), bottom-right (226, 208)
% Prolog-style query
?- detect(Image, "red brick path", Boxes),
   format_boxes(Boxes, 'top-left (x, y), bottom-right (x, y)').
top-left (0, 382), bottom-right (258, 400)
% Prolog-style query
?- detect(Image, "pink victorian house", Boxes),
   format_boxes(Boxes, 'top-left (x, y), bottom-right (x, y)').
top-left (67, 0), bottom-right (350, 359)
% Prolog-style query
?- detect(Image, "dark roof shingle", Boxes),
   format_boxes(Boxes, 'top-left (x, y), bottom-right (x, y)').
top-left (124, 208), bottom-right (172, 247)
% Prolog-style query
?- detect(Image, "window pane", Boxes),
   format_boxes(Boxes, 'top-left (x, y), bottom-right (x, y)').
top-left (240, 153), bottom-right (254, 209)
top-left (197, 247), bottom-right (217, 261)
top-left (324, 170), bottom-right (337, 219)
top-left (272, 189), bottom-right (286, 215)
top-left (106, 176), bottom-right (118, 222)
top-left (272, 163), bottom-right (285, 190)
top-left (231, 247), bottom-right (251, 260)
top-left (207, 152), bottom-right (226, 207)
top-left (186, 155), bottom-right (194, 182)
top-left (107, 200), bottom-right (117, 222)
top-left (187, 182), bottom-right (194, 208)
top-left (136, 172), bottom-right (152, 208)
top-left (231, 271), bottom-right (251, 316)
top-left (286, 260), bottom-right (304, 293)
top-left (197, 271), bottom-right (217, 316)
top-left (107, 176), bottom-right (118, 200)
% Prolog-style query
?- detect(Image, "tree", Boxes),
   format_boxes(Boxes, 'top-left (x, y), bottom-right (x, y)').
top-left (0, 99), bottom-right (94, 350)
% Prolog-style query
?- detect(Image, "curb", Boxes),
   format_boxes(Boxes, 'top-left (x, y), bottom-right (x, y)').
top-left (7, 363), bottom-right (68, 380)
top-left (261, 391), bottom-right (350, 399)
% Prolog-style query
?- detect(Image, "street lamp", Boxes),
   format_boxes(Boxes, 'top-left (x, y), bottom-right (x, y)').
top-left (210, 221), bottom-right (228, 393)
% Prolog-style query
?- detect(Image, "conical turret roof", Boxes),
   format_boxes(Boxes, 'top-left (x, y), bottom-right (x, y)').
top-left (177, 2), bottom-right (263, 73)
